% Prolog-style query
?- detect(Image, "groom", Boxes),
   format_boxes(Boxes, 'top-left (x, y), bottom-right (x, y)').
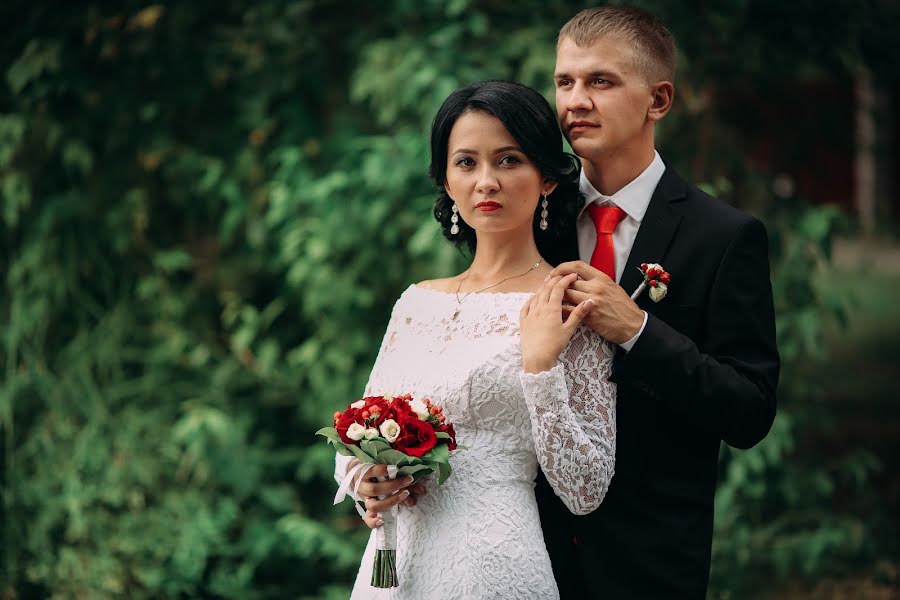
top-left (539, 6), bottom-right (780, 599)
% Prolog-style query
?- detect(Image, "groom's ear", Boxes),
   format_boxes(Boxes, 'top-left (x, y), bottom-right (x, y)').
top-left (648, 81), bottom-right (674, 122)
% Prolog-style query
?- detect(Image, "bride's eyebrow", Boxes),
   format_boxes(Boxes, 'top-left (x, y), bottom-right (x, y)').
top-left (450, 146), bottom-right (523, 155)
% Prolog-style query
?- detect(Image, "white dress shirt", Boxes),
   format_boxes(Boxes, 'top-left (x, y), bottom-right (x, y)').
top-left (577, 150), bottom-right (666, 351)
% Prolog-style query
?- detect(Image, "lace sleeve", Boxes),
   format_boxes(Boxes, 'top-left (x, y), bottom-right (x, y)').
top-left (333, 294), bottom-right (406, 486)
top-left (520, 326), bottom-right (616, 515)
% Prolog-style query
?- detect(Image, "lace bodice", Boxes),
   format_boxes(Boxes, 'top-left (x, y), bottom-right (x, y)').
top-left (337, 284), bottom-right (616, 598)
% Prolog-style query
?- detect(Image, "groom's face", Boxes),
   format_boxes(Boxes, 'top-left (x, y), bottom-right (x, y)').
top-left (554, 35), bottom-right (655, 164)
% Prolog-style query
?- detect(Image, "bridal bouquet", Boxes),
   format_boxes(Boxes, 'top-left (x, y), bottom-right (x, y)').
top-left (317, 393), bottom-right (459, 588)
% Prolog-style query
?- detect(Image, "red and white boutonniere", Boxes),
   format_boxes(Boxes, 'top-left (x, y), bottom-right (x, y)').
top-left (630, 263), bottom-right (671, 302)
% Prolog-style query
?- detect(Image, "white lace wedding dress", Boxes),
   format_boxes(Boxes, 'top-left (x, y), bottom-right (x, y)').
top-left (335, 284), bottom-right (616, 599)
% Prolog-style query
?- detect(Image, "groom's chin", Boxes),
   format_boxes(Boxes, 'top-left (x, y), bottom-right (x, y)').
top-left (568, 138), bottom-right (600, 161)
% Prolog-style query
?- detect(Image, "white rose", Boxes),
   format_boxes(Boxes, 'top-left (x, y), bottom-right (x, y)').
top-left (649, 282), bottom-right (668, 302)
top-left (363, 427), bottom-right (379, 440)
top-left (346, 422), bottom-right (366, 441)
top-left (409, 398), bottom-right (430, 421)
top-left (379, 419), bottom-right (401, 443)
top-left (350, 400), bottom-right (366, 409)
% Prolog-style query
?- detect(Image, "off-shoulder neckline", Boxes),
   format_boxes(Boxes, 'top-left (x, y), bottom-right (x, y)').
top-left (409, 283), bottom-right (536, 298)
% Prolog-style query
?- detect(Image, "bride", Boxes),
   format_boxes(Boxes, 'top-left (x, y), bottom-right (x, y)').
top-left (334, 80), bottom-right (616, 599)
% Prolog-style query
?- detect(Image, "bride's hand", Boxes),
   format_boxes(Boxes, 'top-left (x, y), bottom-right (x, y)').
top-left (361, 479), bottom-right (429, 528)
top-left (520, 274), bottom-right (593, 374)
top-left (346, 459), bottom-right (429, 529)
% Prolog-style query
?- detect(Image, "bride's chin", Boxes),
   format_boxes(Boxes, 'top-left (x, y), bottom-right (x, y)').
top-left (471, 219), bottom-right (534, 234)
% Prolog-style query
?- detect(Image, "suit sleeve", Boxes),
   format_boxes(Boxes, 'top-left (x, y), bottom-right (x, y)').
top-left (612, 217), bottom-right (780, 449)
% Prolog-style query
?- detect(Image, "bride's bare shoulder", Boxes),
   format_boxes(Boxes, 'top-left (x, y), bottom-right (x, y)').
top-left (415, 277), bottom-right (458, 293)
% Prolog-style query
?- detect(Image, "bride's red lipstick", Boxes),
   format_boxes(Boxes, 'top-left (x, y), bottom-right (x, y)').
top-left (475, 201), bottom-right (502, 212)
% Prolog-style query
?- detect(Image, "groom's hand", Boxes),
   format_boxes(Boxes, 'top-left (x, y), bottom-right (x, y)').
top-left (550, 261), bottom-right (644, 345)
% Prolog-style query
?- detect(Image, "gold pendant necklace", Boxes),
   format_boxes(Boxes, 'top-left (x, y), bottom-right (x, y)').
top-left (451, 259), bottom-right (543, 320)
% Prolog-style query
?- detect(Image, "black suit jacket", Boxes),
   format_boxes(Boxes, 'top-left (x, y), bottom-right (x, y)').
top-left (537, 165), bottom-right (780, 599)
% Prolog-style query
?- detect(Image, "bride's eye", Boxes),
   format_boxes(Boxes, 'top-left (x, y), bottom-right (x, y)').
top-left (499, 155), bottom-right (521, 166)
top-left (455, 157), bottom-right (475, 168)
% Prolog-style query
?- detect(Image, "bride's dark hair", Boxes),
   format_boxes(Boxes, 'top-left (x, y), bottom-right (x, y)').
top-left (429, 80), bottom-right (582, 257)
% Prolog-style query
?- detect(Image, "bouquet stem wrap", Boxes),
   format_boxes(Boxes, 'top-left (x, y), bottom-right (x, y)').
top-left (372, 464), bottom-right (399, 588)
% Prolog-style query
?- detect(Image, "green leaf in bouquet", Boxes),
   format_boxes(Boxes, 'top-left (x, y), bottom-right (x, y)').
top-left (422, 443), bottom-right (449, 464)
top-left (348, 443), bottom-right (376, 464)
top-left (396, 464), bottom-right (434, 482)
top-left (361, 438), bottom-right (391, 455)
top-left (435, 432), bottom-right (452, 440)
top-left (334, 444), bottom-right (355, 457)
top-left (376, 448), bottom-right (422, 466)
top-left (316, 427), bottom-right (360, 457)
top-left (315, 427), bottom-right (343, 445)
top-left (437, 461), bottom-right (452, 485)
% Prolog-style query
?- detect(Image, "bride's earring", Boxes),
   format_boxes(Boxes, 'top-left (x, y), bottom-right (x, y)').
top-left (450, 202), bottom-right (460, 235)
top-left (539, 194), bottom-right (549, 231)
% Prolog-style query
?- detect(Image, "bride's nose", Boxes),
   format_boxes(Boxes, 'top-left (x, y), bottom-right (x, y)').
top-left (475, 166), bottom-right (500, 195)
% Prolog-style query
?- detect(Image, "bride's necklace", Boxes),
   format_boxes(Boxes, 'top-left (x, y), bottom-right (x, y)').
top-left (451, 259), bottom-right (543, 320)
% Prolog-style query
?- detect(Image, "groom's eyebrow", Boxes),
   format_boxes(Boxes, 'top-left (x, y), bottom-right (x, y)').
top-left (594, 69), bottom-right (622, 80)
top-left (554, 69), bottom-right (618, 80)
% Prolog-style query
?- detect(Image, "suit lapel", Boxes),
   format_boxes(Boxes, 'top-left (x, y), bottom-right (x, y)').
top-left (618, 167), bottom-right (687, 301)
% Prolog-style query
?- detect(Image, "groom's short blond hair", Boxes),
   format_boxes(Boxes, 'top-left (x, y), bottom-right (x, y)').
top-left (558, 6), bottom-right (676, 85)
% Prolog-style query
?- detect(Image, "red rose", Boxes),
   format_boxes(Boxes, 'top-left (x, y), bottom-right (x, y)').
top-left (640, 263), bottom-right (648, 271)
top-left (392, 414), bottom-right (437, 457)
top-left (374, 398), bottom-right (415, 427)
top-left (436, 422), bottom-right (458, 451)
top-left (335, 407), bottom-right (363, 444)
top-left (649, 279), bottom-right (658, 287)
top-left (362, 395), bottom-right (389, 407)
top-left (661, 272), bottom-right (671, 285)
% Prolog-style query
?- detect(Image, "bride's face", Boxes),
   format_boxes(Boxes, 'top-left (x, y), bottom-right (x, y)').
top-left (444, 111), bottom-right (554, 237)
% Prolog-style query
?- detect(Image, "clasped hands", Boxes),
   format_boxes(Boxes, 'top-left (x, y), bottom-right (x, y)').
top-left (520, 260), bottom-right (644, 372)
top-left (350, 261), bottom-right (642, 530)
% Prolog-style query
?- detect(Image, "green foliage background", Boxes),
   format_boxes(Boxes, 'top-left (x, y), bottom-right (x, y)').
top-left (2, 1), bottom-right (898, 598)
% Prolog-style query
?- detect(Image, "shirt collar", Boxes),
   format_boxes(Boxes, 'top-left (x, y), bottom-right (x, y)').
top-left (577, 150), bottom-right (666, 223)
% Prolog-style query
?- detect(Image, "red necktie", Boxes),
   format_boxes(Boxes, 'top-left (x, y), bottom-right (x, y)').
top-left (588, 204), bottom-right (627, 279)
